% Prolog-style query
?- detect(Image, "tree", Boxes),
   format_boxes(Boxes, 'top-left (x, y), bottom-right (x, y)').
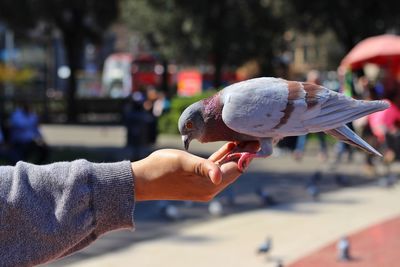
top-left (0, 0), bottom-right (119, 122)
top-left (122, 0), bottom-right (287, 87)
top-left (288, 0), bottom-right (400, 52)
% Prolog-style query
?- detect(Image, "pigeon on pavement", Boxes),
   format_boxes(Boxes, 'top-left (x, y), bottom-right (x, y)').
top-left (257, 237), bottom-right (272, 254)
top-left (178, 77), bottom-right (389, 171)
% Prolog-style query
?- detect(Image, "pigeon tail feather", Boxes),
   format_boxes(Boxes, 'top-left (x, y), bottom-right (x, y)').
top-left (307, 99), bottom-right (390, 131)
top-left (325, 125), bottom-right (382, 156)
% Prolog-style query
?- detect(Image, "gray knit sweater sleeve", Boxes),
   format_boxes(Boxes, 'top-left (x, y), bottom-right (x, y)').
top-left (0, 160), bottom-right (135, 266)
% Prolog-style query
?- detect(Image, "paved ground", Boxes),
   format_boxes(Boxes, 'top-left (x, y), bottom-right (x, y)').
top-left (290, 215), bottom-right (400, 267)
top-left (40, 125), bottom-right (400, 267)
top-left (58, 184), bottom-right (400, 267)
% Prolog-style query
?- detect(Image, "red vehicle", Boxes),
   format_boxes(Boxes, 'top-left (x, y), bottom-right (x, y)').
top-left (131, 54), bottom-right (163, 92)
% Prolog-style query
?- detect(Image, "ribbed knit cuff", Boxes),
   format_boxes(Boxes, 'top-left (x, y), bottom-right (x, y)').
top-left (91, 161), bottom-right (135, 235)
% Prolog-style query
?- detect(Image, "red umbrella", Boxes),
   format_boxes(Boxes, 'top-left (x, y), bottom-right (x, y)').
top-left (340, 34), bottom-right (400, 70)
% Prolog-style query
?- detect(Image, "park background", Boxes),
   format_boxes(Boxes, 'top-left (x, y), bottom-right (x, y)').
top-left (1, 1), bottom-right (400, 266)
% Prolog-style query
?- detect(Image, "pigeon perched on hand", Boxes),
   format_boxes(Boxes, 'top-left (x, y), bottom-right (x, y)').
top-left (178, 77), bottom-right (389, 171)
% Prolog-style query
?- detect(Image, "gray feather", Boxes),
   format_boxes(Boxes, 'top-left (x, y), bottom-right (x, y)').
top-left (326, 125), bottom-right (382, 156)
top-left (220, 77), bottom-right (389, 138)
top-left (306, 99), bottom-right (389, 132)
top-left (221, 78), bottom-right (290, 137)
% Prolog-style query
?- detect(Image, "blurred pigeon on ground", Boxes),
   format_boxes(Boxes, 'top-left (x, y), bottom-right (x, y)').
top-left (378, 175), bottom-right (397, 188)
top-left (256, 187), bottom-right (276, 206)
top-left (208, 199), bottom-right (224, 216)
top-left (257, 237), bottom-right (272, 254)
top-left (306, 183), bottom-right (320, 201)
top-left (335, 174), bottom-right (349, 187)
top-left (159, 202), bottom-right (181, 221)
top-left (306, 172), bottom-right (321, 200)
top-left (179, 77), bottom-right (389, 171)
top-left (337, 236), bottom-right (351, 261)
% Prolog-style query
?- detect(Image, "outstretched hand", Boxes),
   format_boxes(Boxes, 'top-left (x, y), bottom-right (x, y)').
top-left (132, 142), bottom-right (259, 202)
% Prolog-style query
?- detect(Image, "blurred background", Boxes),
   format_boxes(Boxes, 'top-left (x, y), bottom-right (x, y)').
top-left (1, 1), bottom-right (400, 266)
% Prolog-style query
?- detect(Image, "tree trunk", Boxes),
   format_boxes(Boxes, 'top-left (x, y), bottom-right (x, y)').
top-left (213, 50), bottom-right (223, 89)
top-left (63, 34), bottom-right (83, 123)
top-left (161, 59), bottom-right (169, 95)
top-left (210, 1), bottom-right (225, 89)
top-left (211, 20), bottom-right (224, 88)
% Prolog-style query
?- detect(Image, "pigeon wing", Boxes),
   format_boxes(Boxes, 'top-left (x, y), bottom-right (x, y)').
top-left (220, 77), bottom-right (329, 137)
top-left (220, 78), bottom-right (289, 137)
top-left (221, 77), bottom-right (389, 137)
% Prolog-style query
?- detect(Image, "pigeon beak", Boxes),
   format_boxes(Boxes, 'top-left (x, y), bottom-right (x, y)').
top-left (182, 135), bottom-right (191, 151)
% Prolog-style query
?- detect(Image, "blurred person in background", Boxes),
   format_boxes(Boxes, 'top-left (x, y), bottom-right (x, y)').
top-left (0, 124), bottom-right (18, 165)
top-left (124, 87), bottom-right (170, 160)
top-left (331, 71), bottom-right (376, 168)
top-left (152, 91), bottom-right (170, 117)
top-left (368, 90), bottom-right (400, 178)
top-left (0, 122), bottom-right (8, 163)
top-left (143, 86), bottom-right (160, 144)
top-left (293, 70), bottom-right (328, 162)
top-left (350, 73), bottom-right (386, 175)
top-left (123, 90), bottom-right (153, 160)
top-left (9, 101), bottom-right (49, 164)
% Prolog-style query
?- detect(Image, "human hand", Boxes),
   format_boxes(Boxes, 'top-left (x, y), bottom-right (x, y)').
top-left (132, 142), bottom-right (259, 202)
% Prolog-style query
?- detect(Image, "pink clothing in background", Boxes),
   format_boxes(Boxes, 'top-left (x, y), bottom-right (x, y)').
top-left (368, 101), bottom-right (400, 142)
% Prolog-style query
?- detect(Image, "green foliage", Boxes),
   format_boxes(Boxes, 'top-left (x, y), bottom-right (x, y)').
top-left (121, 0), bottom-right (287, 79)
top-left (0, 1), bottom-right (118, 31)
top-left (287, 0), bottom-right (400, 51)
top-left (158, 90), bottom-right (216, 134)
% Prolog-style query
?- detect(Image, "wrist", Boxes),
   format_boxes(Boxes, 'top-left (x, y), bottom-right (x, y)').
top-left (131, 160), bottom-right (147, 201)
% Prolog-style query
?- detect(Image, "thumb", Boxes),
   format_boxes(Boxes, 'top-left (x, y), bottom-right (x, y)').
top-left (195, 159), bottom-right (222, 185)
top-left (205, 161), bottom-right (222, 185)
top-left (181, 152), bottom-right (223, 185)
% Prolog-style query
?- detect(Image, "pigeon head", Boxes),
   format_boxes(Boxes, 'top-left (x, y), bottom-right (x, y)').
top-left (178, 101), bottom-right (205, 150)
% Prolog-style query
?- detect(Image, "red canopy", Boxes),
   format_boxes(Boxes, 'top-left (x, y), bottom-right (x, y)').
top-left (340, 34), bottom-right (400, 70)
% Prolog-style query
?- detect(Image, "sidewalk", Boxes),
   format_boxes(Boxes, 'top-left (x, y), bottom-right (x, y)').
top-left (40, 125), bottom-right (400, 266)
top-left (64, 184), bottom-right (400, 267)
top-left (290, 215), bottom-right (400, 267)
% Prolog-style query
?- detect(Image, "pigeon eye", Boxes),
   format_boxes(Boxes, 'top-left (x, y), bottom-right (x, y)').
top-left (186, 121), bottom-right (193, 129)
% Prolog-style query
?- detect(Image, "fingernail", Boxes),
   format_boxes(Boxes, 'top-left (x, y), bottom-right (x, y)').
top-left (209, 169), bottom-right (221, 184)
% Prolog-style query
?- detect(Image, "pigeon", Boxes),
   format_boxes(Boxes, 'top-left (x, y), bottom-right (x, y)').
top-left (306, 183), bottom-right (320, 201)
top-left (257, 237), bottom-right (272, 254)
top-left (208, 199), bottom-right (224, 216)
top-left (159, 201), bottom-right (181, 220)
top-left (337, 236), bottom-right (351, 261)
top-left (178, 77), bottom-right (389, 171)
top-left (256, 187), bottom-right (276, 206)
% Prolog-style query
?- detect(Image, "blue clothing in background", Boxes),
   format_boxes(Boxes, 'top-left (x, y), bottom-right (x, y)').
top-left (9, 108), bottom-right (42, 144)
top-left (295, 133), bottom-right (327, 154)
top-left (0, 128), bottom-right (3, 143)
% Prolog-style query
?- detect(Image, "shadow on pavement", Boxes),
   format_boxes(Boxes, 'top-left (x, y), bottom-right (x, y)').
top-left (50, 166), bottom-right (377, 266)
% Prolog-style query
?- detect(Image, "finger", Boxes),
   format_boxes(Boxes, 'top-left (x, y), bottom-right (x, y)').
top-left (208, 142), bottom-right (236, 162)
top-left (182, 153), bottom-right (223, 185)
top-left (219, 161), bottom-right (242, 185)
top-left (203, 160), bottom-right (223, 185)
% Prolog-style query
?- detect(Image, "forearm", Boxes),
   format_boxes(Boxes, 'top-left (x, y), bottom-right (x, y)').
top-left (0, 160), bottom-right (135, 266)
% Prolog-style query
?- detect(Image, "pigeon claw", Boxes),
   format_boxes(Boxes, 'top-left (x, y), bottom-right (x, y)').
top-left (219, 152), bottom-right (257, 173)
top-left (237, 152), bottom-right (256, 172)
